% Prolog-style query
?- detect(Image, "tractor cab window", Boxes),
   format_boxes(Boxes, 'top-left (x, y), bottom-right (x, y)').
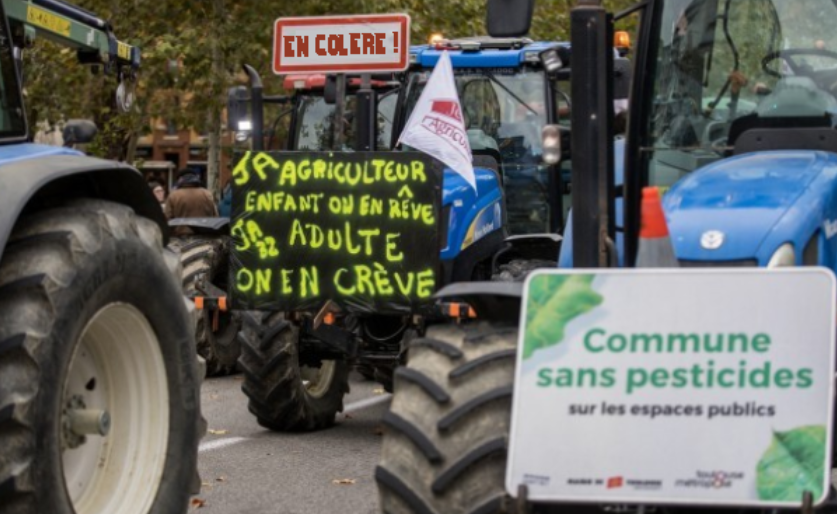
top-left (644, 0), bottom-right (837, 188)
top-left (295, 95), bottom-right (335, 151)
top-left (401, 67), bottom-right (554, 234)
top-left (294, 92), bottom-right (394, 151)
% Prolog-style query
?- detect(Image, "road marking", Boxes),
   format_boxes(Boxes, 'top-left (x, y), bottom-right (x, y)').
top-left (343, 394), bottom-right (391, 413)
top-left (199, 395), bottom-right (391, 452)
top-left (199, 436), bottom-right (248, 453)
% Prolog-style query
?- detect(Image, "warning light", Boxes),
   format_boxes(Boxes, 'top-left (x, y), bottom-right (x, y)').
top-left (614, 31), bottom-right (631, 49)
top-left (428, 33), bottom-right (444, 45)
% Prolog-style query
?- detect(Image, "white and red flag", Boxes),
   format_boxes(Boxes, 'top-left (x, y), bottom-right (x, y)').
top-left (397, 51), bottom-right (476, 191)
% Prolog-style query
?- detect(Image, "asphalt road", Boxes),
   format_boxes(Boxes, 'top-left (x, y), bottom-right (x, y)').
top-left (194, 372), bottom-right (391, 514)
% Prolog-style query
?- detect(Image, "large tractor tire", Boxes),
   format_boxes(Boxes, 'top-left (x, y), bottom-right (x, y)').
top-left (376, 322), bottom-right (517, 514)
top-left (0, 199), bottom-right (202, 514)
top-left (170, 236), bottom-right (240, 376)
top-left (237, 311), bottom-right (350, 431)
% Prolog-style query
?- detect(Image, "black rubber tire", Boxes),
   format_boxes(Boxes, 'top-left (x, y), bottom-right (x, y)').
top-left (491, 259), bottom-right (555, 282)
top-left (376, 322), bottom-right (517, 514)
top-left (169, 236), bottom-right (240, 376)
top-left (237, 311), bottom-right (350, 432)
top-left (0, 199), bottom-right (202, 514)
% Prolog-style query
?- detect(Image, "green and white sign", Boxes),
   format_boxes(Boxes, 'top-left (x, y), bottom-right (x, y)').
top-left (507, 269), bottom-right (836, 506)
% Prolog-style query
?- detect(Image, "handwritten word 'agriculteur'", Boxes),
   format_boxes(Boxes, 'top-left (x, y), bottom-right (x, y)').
top-left (232, 152), bottom-right (429, 187)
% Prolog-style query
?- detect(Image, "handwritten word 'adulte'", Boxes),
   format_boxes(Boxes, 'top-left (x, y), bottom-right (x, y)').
top-left (233, 152), bottom-right (428, 187)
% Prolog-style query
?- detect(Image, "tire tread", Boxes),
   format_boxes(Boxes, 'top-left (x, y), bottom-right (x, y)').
top-left (377, 322), bottom-right (517, 514)
top-left (0, 199), bottom-right (202, 513)
top-left (237, 312), bottom-right (349, 432)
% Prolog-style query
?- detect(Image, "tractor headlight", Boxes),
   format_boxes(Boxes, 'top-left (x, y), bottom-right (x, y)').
top-left (539, 47), bottom-right (564, 74)
top-left (767, 243), bottom-right (795, 268)
top-left (234, 120), bottom-right (253, 143)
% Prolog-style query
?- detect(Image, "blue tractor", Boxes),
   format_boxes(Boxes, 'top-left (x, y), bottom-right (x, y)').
top-left (224, 33), bottom-right (629, 432)
top-left (376, 0), bottom-right (837, 513)
top-left (0, 1), bottom-right (202, 513)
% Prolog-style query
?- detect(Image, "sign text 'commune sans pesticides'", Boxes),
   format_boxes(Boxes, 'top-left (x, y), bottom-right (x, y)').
top-left (507, 269), bottom-right (836, 507)
top-left (230, 151), bottom-right (442, 314)
top-left (273, 14), bottom-right (410, 74)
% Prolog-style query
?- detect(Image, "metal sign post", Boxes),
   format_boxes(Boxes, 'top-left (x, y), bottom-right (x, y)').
top-left (355, 73), bottom-right (377, 151)
top-left (333, 73), bottom-right (347, 150)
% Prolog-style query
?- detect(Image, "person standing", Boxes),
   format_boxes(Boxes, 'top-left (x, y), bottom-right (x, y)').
top-left (165, 169), bottom-right (218, 236)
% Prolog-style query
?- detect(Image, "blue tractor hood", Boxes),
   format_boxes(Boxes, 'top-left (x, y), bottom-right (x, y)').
top-left (663, 150), bottom-right (837, 263)
top-left (0, 143), bottom-right (81, 165)
top-left (440, 164), bottom-right (504, 260)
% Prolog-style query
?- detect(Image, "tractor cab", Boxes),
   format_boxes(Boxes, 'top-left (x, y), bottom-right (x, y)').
top-left (647, 0), bottom-right (837, 184)
top-left (626, 0), bottom-right (837, 268)
top-left (285, 73), bottom-right (400, 151)
top-left (396, 38), bottom-right (573, 235)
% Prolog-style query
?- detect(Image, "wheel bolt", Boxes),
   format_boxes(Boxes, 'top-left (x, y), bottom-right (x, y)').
top-left (69, 409), bottom-right (111, 437)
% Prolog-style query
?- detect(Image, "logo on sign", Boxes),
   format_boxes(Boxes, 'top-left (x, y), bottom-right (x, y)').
top-left (674, 470), bottom-right (744, 489)
top-left (522, 473), bottom-right (551, 486)
top-left (420, 99), bottom-right (469, 153)
top-left (430, 100), bottom-right (463, 122)
top-left (607, 476), bottom-right (624, 489)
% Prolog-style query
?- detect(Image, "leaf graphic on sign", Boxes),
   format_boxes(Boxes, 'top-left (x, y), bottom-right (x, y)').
top-left (756, 425), bottom-right (826, 501)
top-left (523, 274), bottom-right (602, 360)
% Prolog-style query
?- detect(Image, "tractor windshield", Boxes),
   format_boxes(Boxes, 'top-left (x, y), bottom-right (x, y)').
top-left (293, 92), bottom-right (397, 151)
top-left (402, 68), bottom-right (554, 235)
top-left (645, 0), bottom-right (837, 187)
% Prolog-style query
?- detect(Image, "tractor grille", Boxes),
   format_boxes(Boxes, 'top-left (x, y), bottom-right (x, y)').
top-left (678, 259), bottom-right (758, 268)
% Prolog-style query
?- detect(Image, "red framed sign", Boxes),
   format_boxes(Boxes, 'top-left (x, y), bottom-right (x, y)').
top-left (273, 14), bottom-right (411, 75)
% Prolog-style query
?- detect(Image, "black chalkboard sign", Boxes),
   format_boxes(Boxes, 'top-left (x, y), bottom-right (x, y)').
top-left (229, 151), bottom-right (443, 314)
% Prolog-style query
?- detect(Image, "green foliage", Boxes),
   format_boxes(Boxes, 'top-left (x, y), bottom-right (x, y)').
top-left (756, 425), bottom-right (826, 502)
top-left (523, 274), bottom-right (602, 360)
top-left (22, 0), bottom-right (641, 162)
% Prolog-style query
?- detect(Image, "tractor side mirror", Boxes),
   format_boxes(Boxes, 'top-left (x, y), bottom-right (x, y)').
top-left (486, 0), bottom-right (535, 37)
top-left (62, 119), bottom-right (98, 146)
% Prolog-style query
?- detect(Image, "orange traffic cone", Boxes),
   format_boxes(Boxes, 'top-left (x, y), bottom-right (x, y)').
top-left (636, 187), bottom-right (679, 267)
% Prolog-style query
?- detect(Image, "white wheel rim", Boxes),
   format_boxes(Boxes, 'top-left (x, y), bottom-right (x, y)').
top-left (301, 361), bottom-right (337, 399)
top-left (61, 303), bottom-right (169, 514)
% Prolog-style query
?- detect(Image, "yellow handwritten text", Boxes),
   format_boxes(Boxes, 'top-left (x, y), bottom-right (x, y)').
top-left (244, 191), bottom-right (325, 213)
top-left (333, 265), bottom-right (435, 298)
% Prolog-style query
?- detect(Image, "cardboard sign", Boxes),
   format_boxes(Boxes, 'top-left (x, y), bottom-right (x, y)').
top-left (229, 151), bottom-right (442, 314)
top-left (507, 269), bottom-right (836, 507)
top-left (273, 14), bottom-right (410, 74)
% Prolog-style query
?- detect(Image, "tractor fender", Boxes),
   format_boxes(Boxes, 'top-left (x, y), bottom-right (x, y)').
top-left (0, 154), bottom-right (166, 257)
top-left (434, 281), bottom-right (523, 324)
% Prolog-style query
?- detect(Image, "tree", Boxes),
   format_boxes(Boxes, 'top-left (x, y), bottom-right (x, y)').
top-left (22, 0), bottom-right (640, 193)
